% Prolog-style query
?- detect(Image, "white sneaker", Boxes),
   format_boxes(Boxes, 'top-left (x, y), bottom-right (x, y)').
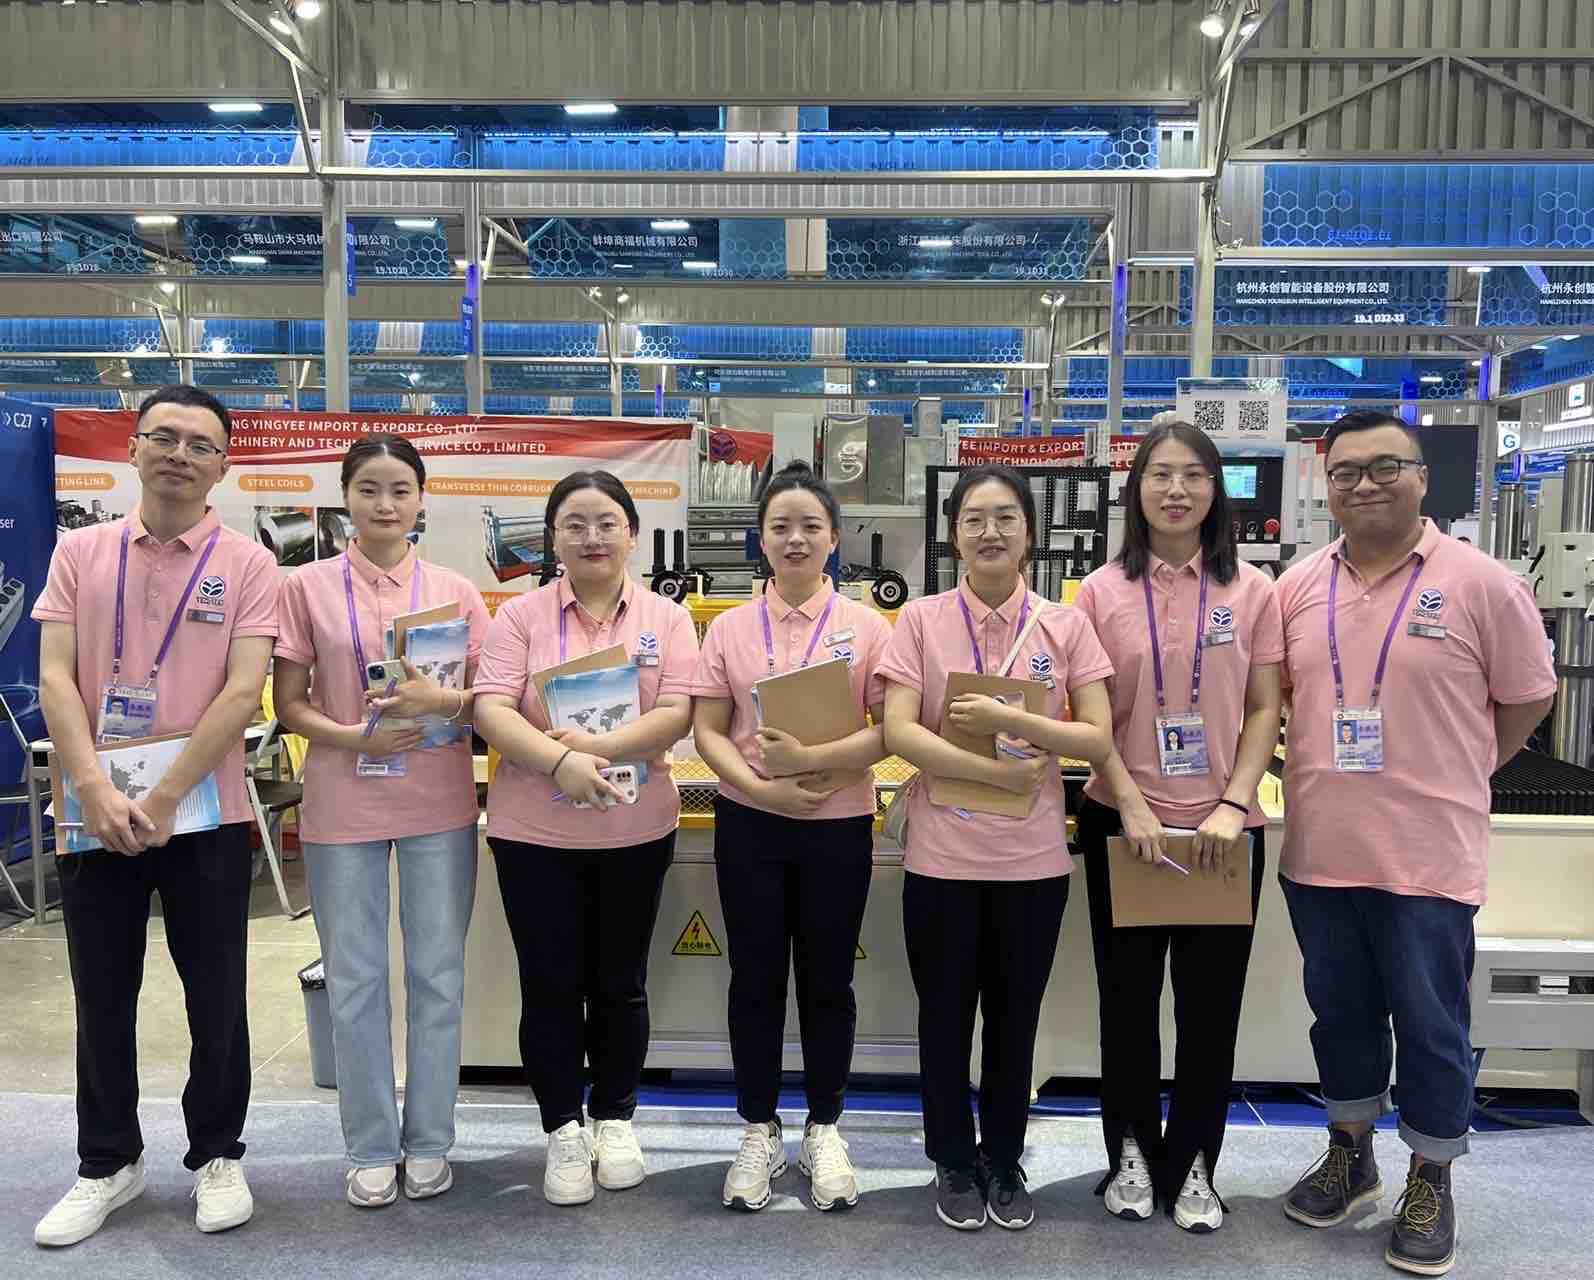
top-left (1173, 1152), bottom-right (1223, 1233)
top-left (722, 1120), bottom-right (786, 1211)
top-left (193, 1157), bottom-right (254, 1234)
top-left (34, 1159), bottom-right (146, 1248)
top-left (543, 1121), bottom-right (595, 1206)
top-left (403, 1156), bottom-right (453, 1201)
top-left (799, 1122), bottom-right (859, 1211)
top-left (346, 1164), bottom-right (399, 1208)
top-left (1104, 1134), bottom-right (1155, 1221)
top-left (593, 1119), bottom-right (646, 1191)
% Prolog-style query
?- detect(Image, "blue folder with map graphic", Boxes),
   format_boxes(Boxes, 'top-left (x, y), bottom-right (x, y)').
top-left (50, 732), bottom-right (220, 853)
top-left (541, 663), bottom-right (649, 785)
top-left (404, 616), bottom-right (472, 748)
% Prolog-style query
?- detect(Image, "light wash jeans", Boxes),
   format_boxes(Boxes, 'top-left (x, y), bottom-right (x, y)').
top-left (304, 823), bottom-right (478, 1167)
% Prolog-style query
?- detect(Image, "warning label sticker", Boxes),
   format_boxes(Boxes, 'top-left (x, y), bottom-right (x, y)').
top-left (671, 910), bottom-right (722, 958)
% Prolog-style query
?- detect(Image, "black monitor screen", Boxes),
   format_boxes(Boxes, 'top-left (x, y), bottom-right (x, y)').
top-left (1412, 425), bottom-right (1478, 521)
top-left (1221, 463), bottom-right (1259, 501)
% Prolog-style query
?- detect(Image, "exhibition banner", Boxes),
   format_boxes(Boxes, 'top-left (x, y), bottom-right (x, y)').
top-left (0, 396), bottom-right (56, 835)
top-left (52, 409), bottom-right (693, 612)
top-left (957, 434), bottom-right (1139, 470)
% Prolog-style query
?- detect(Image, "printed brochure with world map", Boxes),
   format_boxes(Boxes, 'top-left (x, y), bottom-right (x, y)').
top-left (50, 732), bottom-right (220, 853)
top-left (404, 616), bottom-right (471, 748)
top-left (541, 663), bottom-right (649, 785)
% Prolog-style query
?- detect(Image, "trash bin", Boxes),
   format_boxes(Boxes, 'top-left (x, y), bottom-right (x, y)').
top-left (298, 959), bottom-right (336, 1090)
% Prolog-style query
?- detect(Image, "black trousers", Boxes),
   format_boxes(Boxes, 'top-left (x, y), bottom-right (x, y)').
top-left (713, 795), bottom-right (873, 1127)
top-left (1076, 795), bottom-right (1266, 1203)
top-left (57, 822), bottom-right (254, 1178)
top-left (490, 833), bottom-right (674, 1133)
top-left (902, 869), bottom-right (1070, 1171)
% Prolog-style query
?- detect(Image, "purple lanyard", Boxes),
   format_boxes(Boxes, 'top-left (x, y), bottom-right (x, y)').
top-left (111, 524), bottom-right (222, 687)
top-left (759, 591), bottom-right (839, 677)
top-left (1327, 554), bottom-right (1424, 709)
top-left (957, 587), bottom-right (1030, 676)
top-left (1142, 565), bottom-right (1210, 714)
top-left (558, 591), bottom-right (627, 663)
top-left (343, 552), bottom-right (421, 684)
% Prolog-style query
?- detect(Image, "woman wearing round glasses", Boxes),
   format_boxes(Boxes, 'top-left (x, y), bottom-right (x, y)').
top-left (472, 471), bottom-right (699, 1209)
top-left (878, 463), bottom-right (1113, 1233)
top-left (1072, 422), bottom-right (1283, 1234)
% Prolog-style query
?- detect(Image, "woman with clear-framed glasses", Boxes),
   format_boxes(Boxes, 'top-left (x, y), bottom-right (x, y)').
top-left (472, 470), bottom-right (699, 1209)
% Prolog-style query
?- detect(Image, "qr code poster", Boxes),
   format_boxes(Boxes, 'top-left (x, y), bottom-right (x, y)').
top-left (1176, 378), bottom-right (1287, 446)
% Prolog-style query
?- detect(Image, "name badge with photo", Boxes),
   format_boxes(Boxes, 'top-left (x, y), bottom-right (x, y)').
top-left (97, 683), bottom-right (158, 744)
top-left (1155, 712), bottom-right (1210, 777)
top-left (1333, 708), bottom-right (1384, 772)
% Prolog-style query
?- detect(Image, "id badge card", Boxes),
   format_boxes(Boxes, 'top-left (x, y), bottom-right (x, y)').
top-left (1333, 708), bottom-right (1384, 772)
top-left (356, 750), bottom-right (407, 778)
top-left (98, 683), bottom-right (157, 744)
top-left (1155, 712), bottom-right (1210, 777)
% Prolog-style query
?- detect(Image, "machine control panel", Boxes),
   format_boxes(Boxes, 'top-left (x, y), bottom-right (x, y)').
top-left (1222, 456), bottom-right (1286, 549)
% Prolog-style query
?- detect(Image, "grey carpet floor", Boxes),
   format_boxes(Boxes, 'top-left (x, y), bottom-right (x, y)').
top-left (0, 1092), bottom-right (1587, 1279)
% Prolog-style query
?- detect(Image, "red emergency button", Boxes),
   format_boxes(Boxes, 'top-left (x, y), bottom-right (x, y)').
top-left (1264, 518), bottom-right (1280, 538)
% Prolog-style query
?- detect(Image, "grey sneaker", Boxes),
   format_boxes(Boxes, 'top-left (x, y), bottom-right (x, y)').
top-left (346, 1164), bottom-right (399, 1208)
top-left (935, 1164), bottom-right (986, 1231)
top-left (1285, 1127), bottom-right (1382, 1228)
top-left (1104, 1133), bottom-right (1155, 1221)
top-left (403, 1157), bottom-right (453, 1201)
top-left (1386, 1162), bottom-right (1457, 1276)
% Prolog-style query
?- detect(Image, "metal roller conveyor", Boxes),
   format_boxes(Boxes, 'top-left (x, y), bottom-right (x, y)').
top-left (255, 509), bottom-right (316, 566)
top-left (482, 506), bottom-right (548, 582)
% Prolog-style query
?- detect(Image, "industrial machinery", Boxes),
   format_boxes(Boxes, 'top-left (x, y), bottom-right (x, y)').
top-left (481, 506), bottom-right (548, 583)
top-left (0, 563), bottom-right (24, 654)
top-left (683, 506), bottom-right (756, 596)
top-left (1220, 455), bottom-right (1287, 555)
top-left (921, 464), bottom-right (1110, 599)
top-left (55, 498), bottom-right (118, 532)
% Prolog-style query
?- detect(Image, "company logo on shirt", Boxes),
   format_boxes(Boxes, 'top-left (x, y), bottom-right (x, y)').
top-left (636, 630), bottom-right (659, 654)
top-left (1417, 588), bottom-right (1445, 615)
top-left (197, 575), bottom-right (227, 603)
top-left (831, 643), bottom-right (856, 667)
top-left (1210, 606), bottom-right (1233, 630)
top-left (1028, 652), bottom-right (1054, 677)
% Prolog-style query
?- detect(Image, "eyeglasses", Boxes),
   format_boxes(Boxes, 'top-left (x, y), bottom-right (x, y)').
top-left (1326, 456), bottom-right (1424, 492)
top-left (136, 430), bottom-right (225, 460)
top-left (956, 511), bottom-right (1025, 537)
top-left (554, 517), bottom-right (628, 541)
top-left (1143, 467), bottom-right (1215, 491)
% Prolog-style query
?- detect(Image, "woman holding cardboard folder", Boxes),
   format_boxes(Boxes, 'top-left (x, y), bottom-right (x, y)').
top-left (691, 461), bottom-right (893, 1214)
top-left (472, 470), bottom-right (698, 1209)
top-left (878, 464), bottom-right (1113, 1233)
top-left (1072, 421), bottom-right (1283, 1234)
top-left (273, 434), bottom-right (492, 1209)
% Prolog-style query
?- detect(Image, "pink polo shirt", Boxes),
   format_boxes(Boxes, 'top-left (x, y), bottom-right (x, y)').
top-left (1277, 521), bottom-right (1555, 905)
top-left (473, 574), bottom-right (699, 850)
top-left (876, 579), bottom-right (1114, 881)
top-left (32, 505), bottom-right (281, 826)
top-left (273, 542), bottom-right (491, 845)
top-left (1076, 556), bottom-right (1284, 829)
top-left (691, 579), bottom-right (892, 820)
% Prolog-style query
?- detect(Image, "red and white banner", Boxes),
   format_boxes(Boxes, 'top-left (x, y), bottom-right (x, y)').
top-left (957, 434), bottom-right (1141, 471)
top-left (53, 409), bottom-right (694, 611)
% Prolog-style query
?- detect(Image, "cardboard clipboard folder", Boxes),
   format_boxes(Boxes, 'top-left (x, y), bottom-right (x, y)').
top-left (752, 656), bottom-right (868, 792)
top-left (926, 672), bottom-right (1047, 818)
top-left (1106, 835), bottom-right (1253, 927)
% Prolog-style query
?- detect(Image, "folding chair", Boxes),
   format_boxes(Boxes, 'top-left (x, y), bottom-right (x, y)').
top-left (0, 690), bottom-right (54, 924)
top-left (245, 716), bottom-right (310, 920)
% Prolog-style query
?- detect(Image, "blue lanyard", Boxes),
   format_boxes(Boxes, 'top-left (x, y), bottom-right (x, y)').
top-left (957, 586), bottom-right (1030, 676)
top-left (343, 552), bottom-right (421, 685)
top-left (1327, 554), bottom-right (1424, 709)
top-left (759, 590), bottom-right (839, 677)
top-left (111, 523), bottom-right (222, 687)
top-left (1142, 565), bottom-right (1210, 713)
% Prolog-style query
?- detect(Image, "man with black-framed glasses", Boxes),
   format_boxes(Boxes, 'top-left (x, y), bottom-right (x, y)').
top-left (32, 384), bottom-right (280, 1247)
top-left (1272, 411), bottom-right (1554, 1276)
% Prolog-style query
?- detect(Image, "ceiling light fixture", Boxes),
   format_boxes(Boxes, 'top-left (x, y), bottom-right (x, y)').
top-left (454, 258), bottom-right (469, 270)
top-left (228, 254), bottom-right (267, 266)
top-left (135, 214), bottom-right (178, 227)
top-left (1466, 265), bottom-right (1492, 275)
top-left (1419, 374), bottom-right (1444, 383)
top-left (615, 290), bottom-right (630, 304)
top-left (682, 260), bottom-right (718, 271)
top-left (564, 103), bottom-right (618, 117)
top-left (1199, 10), bottom-right (1226, 39)
top-left (610, 263), bottom-right (634, 270)
top-left (394, 218), bottom-right (438, 230)
top-left (1470, 359), bottom-right (1483, 367)
top-left (1562, 334), bottom-right (1581, 341)
top-left (650, 219), bottom-right (690, 232)
top-left (209, 101), bottom-right (264, 115)
top-left (293, 0), bottom-right (321, 18)
top-left (1531, 343), bottom-right (1549, 350)
top-left (917, 238), bottom-right (954, 249)
top-left (209, 338), bottom-right (228, 355)
top-left (158, 281), bottom-right (177, 295)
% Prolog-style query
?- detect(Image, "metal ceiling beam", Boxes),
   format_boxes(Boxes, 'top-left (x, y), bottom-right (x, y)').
top-left (1452, 56), bottom-right (1594, 138)
top-left (1235, 55), bottom-right (1440, 154)
top-left (211, 0), bottom-right (328, 92)
top-left (1240, 49), bottom-right (1594, 63)
top-left (1225, 247), bottom-right (1594, 266)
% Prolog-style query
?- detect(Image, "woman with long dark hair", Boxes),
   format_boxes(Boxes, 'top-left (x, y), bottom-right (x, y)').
top-left (472, 470), bottom-right (698, 1208)
top-left (691, 461), bottom-right (892, 1213)
top-left (274, 433), bottom-right (492, 1208)
top-left (1072, 422), bottom-right (1283, 1233)
top-left (878, 464), bottom-right (1113, 1232)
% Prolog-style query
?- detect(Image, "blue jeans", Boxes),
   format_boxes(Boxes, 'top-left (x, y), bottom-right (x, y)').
top-left (1280, 876), bottom-right (1478, 1161)
top-left (305, 824), bottom-right (478, 1167)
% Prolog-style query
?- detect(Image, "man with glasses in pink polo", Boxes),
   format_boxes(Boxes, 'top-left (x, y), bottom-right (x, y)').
top-left (32, 385), bottom-right (280, 1248)
top-left (1273, 410), bottom-right (1554, 1276)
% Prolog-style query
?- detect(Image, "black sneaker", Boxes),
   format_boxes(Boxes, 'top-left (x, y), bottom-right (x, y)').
top-left (935, 1164), bottom-right (986, 1231)
top-left (1284, 1127), bottom-right (1382, 1228)
top-left (1386, 1162), bottom-right (1457, 1276)
top-left (977, 1155), bottom-right (1034, 1231)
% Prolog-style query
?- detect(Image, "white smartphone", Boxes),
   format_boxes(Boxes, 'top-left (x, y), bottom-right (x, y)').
top-left (573, 764), bottom-right (640, 809)
top-left (363, 659), bottom-right (416, 730)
